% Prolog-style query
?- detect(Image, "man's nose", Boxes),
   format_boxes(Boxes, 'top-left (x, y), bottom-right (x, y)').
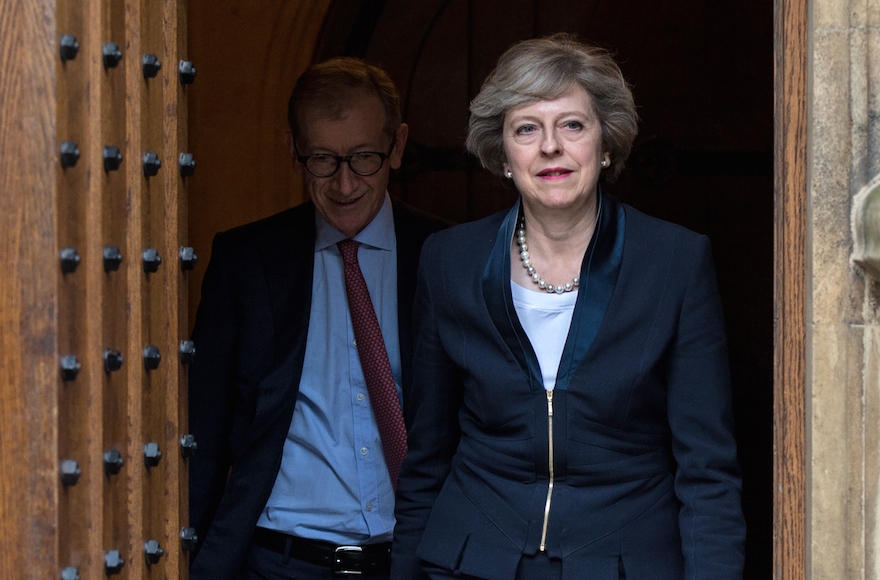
top-left (333, 162), bottom-right (359, 194)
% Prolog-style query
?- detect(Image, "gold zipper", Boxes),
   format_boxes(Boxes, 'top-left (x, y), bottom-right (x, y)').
top-left (539, 388), bottom-right (554, 551)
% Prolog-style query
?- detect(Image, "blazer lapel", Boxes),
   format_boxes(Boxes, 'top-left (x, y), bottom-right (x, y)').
top-left (481, 201), bottom-right (544, 392)
top-left (555, 191), bottom-right (625, 391)
top-left (260, 203), bottom-right (317, 370)
top-left (393, 204), bottom-right (420, 393)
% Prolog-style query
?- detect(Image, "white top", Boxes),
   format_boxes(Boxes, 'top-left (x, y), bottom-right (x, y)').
top-left (510, 281), bottom-right (578, 390)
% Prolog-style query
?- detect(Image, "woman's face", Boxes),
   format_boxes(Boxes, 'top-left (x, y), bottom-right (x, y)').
top-left (502, 85), bottom-right (607, 215)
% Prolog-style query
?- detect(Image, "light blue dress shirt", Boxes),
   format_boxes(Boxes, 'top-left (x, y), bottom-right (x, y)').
top-left (256, 194), bottom-right (401, 544)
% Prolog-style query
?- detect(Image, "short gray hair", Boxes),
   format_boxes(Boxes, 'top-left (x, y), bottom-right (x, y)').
top-left (466, 34), bottom-right (638, 182)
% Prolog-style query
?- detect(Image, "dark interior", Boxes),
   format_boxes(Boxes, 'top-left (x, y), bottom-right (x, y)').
top-left (317, 1), bottom-right (773, 576)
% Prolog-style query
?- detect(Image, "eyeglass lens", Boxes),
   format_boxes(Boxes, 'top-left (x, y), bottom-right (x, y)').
top-left (307, 152), bottom-right (384, 177)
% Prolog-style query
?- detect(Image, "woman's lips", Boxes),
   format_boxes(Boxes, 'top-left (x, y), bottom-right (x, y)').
top-left (537, 167), bottom-right (572, 178)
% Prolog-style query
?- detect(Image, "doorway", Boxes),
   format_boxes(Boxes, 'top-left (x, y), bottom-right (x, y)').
top-left (189, 1), bottom-right (776, 576)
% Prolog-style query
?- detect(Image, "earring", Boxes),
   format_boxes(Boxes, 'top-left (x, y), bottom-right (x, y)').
top-left (600, 158), bottom-right (609, 168)
top-left (506, 170), bottom-right (513, 178)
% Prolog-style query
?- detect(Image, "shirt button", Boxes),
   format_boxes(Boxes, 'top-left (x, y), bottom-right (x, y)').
top-left (352, 338), bottom-right (357, 347)
top-left (366, 503), bottom-right (373, 512)
top-left (356, 393), bottom-right (365, 402)
top-left (360, 447), bottom-right (368, 456)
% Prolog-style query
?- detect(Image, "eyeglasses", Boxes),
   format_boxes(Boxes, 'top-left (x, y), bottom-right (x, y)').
top-left (294, 137), bottom-right (396, 178)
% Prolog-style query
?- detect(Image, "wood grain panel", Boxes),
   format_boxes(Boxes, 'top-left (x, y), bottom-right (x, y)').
top-left (123, 0), bottom-right (147, 577)
top-left (0, 0), bottom-right (58, 578)
top-left (102, 2), bottom-right (132, 574)
top-left (0, 0), bottom-right (59, 577)
top-left (773, 0), bottom-right (808, 577)
top-left (56, 0), bottom-right (103, 576)
top-left (161, 0), bottom-right (191, 577)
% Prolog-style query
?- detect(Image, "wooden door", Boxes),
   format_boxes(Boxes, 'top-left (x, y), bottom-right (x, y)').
top-left (0, 0), bottom-right (193, 577)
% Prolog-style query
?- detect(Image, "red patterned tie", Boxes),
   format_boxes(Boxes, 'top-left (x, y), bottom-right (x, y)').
top-left (337, 240), bottom-right (408, 488)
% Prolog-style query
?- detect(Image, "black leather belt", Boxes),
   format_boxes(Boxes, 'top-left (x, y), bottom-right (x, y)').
top-left (251, 527), bottom-right (392, 576)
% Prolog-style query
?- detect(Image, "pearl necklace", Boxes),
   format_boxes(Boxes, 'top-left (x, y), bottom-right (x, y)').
top-left (516, 216), bottom-right (579, 294)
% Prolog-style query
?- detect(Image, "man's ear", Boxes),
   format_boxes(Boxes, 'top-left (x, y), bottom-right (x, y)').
top-left (389, 123), bottom-right (409, 170)
top-left (284, 131), bottom-right (302, 172)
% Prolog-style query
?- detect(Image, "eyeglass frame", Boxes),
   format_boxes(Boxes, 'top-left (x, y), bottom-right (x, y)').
top-left (293, 135), bottom-right (397, 178)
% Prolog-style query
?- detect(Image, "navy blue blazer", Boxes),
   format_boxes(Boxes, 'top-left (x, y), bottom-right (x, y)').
top-left (188, 200), bottom-right (445, 580)
top-left (392, 193), bottom-right (745, 580)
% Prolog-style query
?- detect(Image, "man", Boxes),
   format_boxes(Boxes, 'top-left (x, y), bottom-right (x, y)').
top-left (188, 57), bottom-right (445, 580)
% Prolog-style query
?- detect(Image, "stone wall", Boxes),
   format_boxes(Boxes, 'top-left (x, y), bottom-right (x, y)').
top-left (810, 0), bottom-right (880, 577)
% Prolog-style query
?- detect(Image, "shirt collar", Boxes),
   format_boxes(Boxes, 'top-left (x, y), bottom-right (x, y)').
top-left (314, 192), bottom-right (395, 252)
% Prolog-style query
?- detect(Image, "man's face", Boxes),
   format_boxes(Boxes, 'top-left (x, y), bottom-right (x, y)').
top-left (286, 92), bottom-right (407, 238)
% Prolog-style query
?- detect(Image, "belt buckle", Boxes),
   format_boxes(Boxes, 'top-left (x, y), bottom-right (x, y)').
top-left (333, 545), bottom-right (363, 576)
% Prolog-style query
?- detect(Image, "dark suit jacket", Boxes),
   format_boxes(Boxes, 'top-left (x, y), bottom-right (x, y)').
top-left (392, 193), bottom-right (746, 580)
top-left (188, 200), bottom-right (444, 580)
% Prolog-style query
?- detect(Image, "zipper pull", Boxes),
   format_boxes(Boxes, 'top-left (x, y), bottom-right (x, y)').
top-left (547, 388), bottom-right (554, 416)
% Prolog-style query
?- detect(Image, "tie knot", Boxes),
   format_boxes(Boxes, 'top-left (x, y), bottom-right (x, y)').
top-left (337, 239), bottom-right (360, 264)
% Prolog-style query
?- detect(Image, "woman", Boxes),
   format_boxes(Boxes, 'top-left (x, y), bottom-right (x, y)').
top-left (392, 34), bottom-right (745, 580)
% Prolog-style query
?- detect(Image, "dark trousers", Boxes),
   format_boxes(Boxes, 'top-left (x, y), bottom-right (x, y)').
top-left (239, 542), bottom-right (391, 580)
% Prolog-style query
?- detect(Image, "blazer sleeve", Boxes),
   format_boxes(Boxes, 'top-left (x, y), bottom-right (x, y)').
top-left (666, 235), bottom-right (746, 578)
top-left (392, 235), bottom-right (464, 580)
top-left (188, 232), bottom-right (239, 559)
